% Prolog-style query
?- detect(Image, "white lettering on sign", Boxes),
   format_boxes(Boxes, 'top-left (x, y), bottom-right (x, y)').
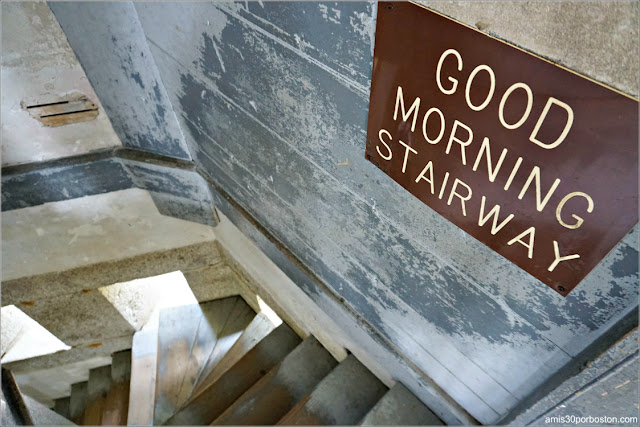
top-left (373, 48), bottom-right (597, 273)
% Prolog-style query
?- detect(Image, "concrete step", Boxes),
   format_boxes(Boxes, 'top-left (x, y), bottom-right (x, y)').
top-left (360, 383), bottom-right (444, 425)
top-left (165, 322), bottom-right (301, 425)
top-left (190, 312), bottom-right (276, 398)
top-left (187, 297), bottom-right (256, 402)
top-left (153, 303), bottom-right (203, 425)
top-left (22, 394), bottom-right (75, 426)
top-left (81, 365), bottom-right (111, 425)
top-left (69, 381), bottom-right (87, 424)
top-left (101, 350), bottom-right (131, 425)
top-left (53, 396), bottom-right (71, 420)
top-left (277, 354), bottom-right (388, 425)
top-left (1, 368), bottom-right (33, 425)
top-left (127, 328), bottom-right (158, 426)
top-left (1, 392), bottom-right (19, 426)
top-left (212, 336), bottom-right (338, 425)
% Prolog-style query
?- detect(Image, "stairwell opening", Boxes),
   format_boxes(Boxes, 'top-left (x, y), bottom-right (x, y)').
top-left (97, 271), bottom-right (199, 332)
top-left (97, 270), bottom-right (281, 332)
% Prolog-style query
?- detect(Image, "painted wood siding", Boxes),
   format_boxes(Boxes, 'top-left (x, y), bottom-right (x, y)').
top-left (50, 2), bottom-right (638, 423)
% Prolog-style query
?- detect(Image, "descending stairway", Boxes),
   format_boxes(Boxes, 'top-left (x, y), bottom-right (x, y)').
top-left (2, 295), bottom-right (444, 426)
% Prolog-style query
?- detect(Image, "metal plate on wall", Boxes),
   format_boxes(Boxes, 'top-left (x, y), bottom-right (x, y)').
top-left (365, 2), bottom-right (638, 296)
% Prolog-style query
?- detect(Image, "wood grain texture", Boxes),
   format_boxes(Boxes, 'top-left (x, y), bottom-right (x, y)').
top-left (127, 329), bottom-right (158, 426)
top-left (190, 312), bottom-right (276, 398)
top-left (165, 323), bottom-right (301, 425)
top-left (188, 297), bottom-right (257, 401)
top-left (153, 304), bottom-right (202, 425)
top-left (171, 299), bottom-right (234, 409)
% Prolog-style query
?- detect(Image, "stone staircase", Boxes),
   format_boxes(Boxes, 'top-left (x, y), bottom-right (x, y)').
top-left (2, 296), bottom-right (444, 426)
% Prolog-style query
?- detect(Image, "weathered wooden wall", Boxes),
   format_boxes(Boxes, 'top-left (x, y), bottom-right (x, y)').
top-left (50, 2), bottom-right (638, 423)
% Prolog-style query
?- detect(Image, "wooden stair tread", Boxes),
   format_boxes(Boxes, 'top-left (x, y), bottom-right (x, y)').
top-left (172, 298), bottom-right (237, 408)
top-left (212, 336), bottom-right (338, 426)
top-left (187, 298), bottom-right (257, 402)
top-left (153, 303), bottom-right (204, 425)
top-left (127, 328), bottom-right (158, 426)
top-left (69, 382), bottom-right (87, 424)
top-left (82, 365), bottom-right (111, 425)
top-left (165, 323), bottom-right (300, 426)
top-left (154, 297), bottom-right (255, 424)
top-left (277, 355), bottom-right (388, 425)
top-left (359, 383), bottom-right (444, 426)
top-left (189, 311), bottom-right (274, 400)
top-left (101, 350), bottom-right (131, 425)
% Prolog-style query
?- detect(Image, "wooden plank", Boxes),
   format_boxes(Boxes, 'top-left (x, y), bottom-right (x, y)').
top-left (69, 382), bottom-right (87, 424)
top-left (360, 383), bottom-right (444, 426)
top-left (165, 323), bottom-right (300, 425)
top-left (277, 355), bottom-right (387, 425)
top-left (127, 329), bottom-right (158, 426)
top-left (172, 298), bottom-right (237, 409)
top-left (212, 336), bottom-right (338, 425)
top-left (153, 304), bottom-right (203, 425)
top-left (101, 350), bottom-right (131, 425)
top-left (189, 297), bottom-right (257, 399)
top-left (82, 365), bottom-right (111, 426)
top-left (39, 110), bottom-right (99, 127)
top-left (190, 312), bottom-right (276, 398)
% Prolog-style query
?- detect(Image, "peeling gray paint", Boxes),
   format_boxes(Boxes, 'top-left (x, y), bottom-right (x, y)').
top-left (50, 2), bottom-right (639, 424)
top-left (48, 2), bottom-right (191, 160)
top-left (1, 156), bottom-right (216, 226)
top-left (1, 159), bottom-right (133, 211)
top-left (146, 3), bottom-right (636, 422)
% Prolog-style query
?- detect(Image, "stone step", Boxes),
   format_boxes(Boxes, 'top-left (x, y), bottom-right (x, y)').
top-left (165, 322), bottom-right (301, 425)
top-left (81, 365), bottom-right (111, 425)
top-left (212, 336), bottom-right (337, 425)
top-left (53, 396), bottom-right (71, 420)
top-left (69, 381), bottom-right (87, 424)
top-left (23, 394), bottom-right (75, 426)
top-left (360, 383), bottom-right (444, 425)
top-left (277, 354), bottom-right (388, 425)
top-left (101, 350), bottom-right (131, 425)
top-left (1, 368), bottom-right (33, 425)
top-left (127, 328), bottom-right (158, 426)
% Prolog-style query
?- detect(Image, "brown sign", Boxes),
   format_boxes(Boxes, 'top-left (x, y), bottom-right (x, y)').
top-left (365, 2), bottom-right (638, 296)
